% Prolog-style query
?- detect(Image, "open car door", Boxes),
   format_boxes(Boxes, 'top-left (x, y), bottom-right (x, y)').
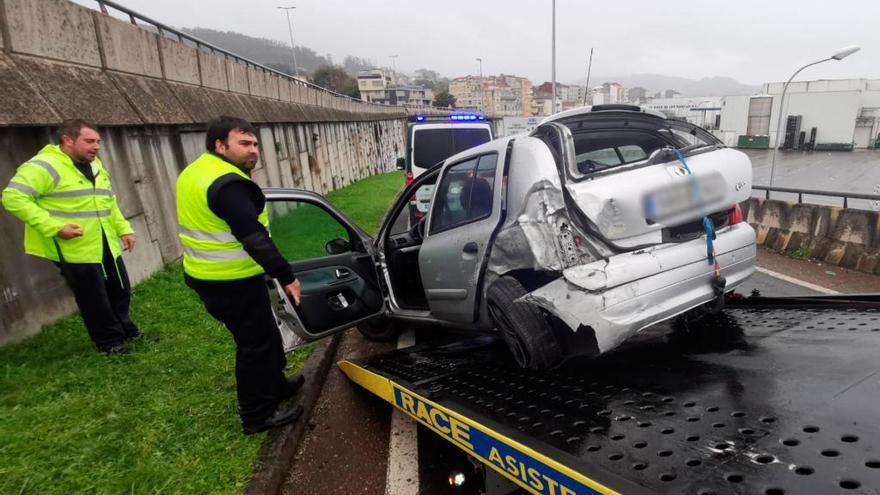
top-left (262, 188), bottom-right (385, 351)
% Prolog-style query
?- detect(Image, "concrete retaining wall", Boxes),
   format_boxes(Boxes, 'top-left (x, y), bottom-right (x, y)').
top-left (0, 0), bottom-right (451, 126)
top-left (0, 119), bottom-right (405, 343)
top-left (743, 198), bottom-right (880, 274)
top-left (0, 0), bottom-right (435, 343)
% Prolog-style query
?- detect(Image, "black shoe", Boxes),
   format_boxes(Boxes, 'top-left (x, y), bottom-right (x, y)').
top-left (242, 402), bottom-right (303, 435)
top-left (281, 373), bottom-right (305, 400)
top-left (126, 332), bottom-right (159, 344)
top-left (99, 343), bottom-right (131, 355)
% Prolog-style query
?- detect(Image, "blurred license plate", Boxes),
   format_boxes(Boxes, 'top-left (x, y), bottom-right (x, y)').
top-left (644, 173), bottom-right (725, 221)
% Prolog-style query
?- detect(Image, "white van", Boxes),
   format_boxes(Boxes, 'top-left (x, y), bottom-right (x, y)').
top-left (403, 114), bottom-right (493, 219)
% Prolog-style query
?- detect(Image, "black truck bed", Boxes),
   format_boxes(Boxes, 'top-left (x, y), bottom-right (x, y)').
top-left (339, 298), bottom-right (880, 495)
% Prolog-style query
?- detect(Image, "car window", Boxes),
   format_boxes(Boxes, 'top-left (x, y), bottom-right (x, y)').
top-left (430, 153), bottom-right (497, 234)
top-left (412, 128), bottom-right (492, 169)
top-left (577, 148), bottom-right (621, 166)
top-left (572, 130), bottom-right (667, 174)
top-left (389, 174), bottom-right (438, 236)
top-left (266, 200), bottom-right (351, 261)
top-left (619, 145), bottom-right (648, 162)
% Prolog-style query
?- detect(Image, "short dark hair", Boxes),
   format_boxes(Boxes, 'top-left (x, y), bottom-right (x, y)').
top-left (205, 116), bottom-right (257, 151)
top-left (56, 119), bottom-right (98, 144)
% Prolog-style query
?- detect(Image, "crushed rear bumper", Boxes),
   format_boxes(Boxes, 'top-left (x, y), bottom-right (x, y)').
top-left (522, 223), bottom-right (756, 353)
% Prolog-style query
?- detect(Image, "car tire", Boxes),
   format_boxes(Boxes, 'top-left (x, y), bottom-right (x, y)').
top-left (356, 316), bottom-right (403, 342)
top-left (487, 276), bottom-right (563, 370)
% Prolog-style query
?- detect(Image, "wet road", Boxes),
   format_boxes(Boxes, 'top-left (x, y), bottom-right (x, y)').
top-left (745, 149), bottom-right (880, 209)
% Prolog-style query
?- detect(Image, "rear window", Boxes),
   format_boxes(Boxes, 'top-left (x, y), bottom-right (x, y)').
top-left (573, 131), bottom-right (667, 173)
top-left (412, 128), bottom-right (491, 169)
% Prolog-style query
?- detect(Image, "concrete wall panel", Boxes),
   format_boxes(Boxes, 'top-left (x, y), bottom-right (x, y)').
top-left (291, 82), bottom-right (304, 103)
top-left (259, 127), bottom-right (282, 188)
top-left (225, 59), bottom-right (249, 94)
top-left (13, 55), bottom-right (140, 125)
top-left (159, 36), bottom-right (199, 85)
top-left (229, 94), bottom-right (263, 123)
top-left (109, 73), bottom-right (191, 124)
top-left (197, 50), bottom-right (227, 91)
top-left (96, 14), bottom-right (161, 77)
top-left (5, 0), bottom-right (100, 67)
top-left (97, 127), bottom-right (145, 219)
top-left (119, 214), bottom-right (164, 284)
top-left (129, 129), bottom-right (183, 263)
top-left (171, 84), bottom-right (254, 124)
top-left (0, 53), bottom-right (59, 125)
top-left (279, 79), bottom-right (292, 102)
top-left (266, 73), bottom-right (281, 100)
top-left (247, 66), bottom-right (269, 98)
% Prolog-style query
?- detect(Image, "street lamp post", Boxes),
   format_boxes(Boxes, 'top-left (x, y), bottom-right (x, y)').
top-left (276, 6), bottom-right (299, 77)
top-left (769, 45), bottom-right (860, 187)
top-left (389, 55), bottom-right (398, 80)
top-left (551, 0), bottom-right (556, 114)
top-left (475, 57), bottom-right (482, 77)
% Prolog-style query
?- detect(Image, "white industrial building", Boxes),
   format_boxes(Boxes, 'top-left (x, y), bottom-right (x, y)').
top-left (644, 97), bottom-right (723, 129)
top-left (714, 78), bottom-right (880, 150)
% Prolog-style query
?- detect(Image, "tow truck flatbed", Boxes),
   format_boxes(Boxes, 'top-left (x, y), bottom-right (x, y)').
top-left (339, 297), bottom-right (880, 495)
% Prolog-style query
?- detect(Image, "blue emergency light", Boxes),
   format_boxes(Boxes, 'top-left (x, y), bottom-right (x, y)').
top-left (449, 113), bottom-right (484, 121)
top-left (415, 113), bottom-right (486, 123)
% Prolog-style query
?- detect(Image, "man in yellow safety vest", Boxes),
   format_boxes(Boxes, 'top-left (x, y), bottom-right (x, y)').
top-left (2, 119), bottom-right (153, 354)
top-left (176, 116), bottom-right (303, 435)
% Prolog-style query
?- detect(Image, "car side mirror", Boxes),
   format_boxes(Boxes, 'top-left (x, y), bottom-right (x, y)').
top-left (395, 157), bottom-right (405, 170)
top-left (325, 237), bottom-right (351, 255)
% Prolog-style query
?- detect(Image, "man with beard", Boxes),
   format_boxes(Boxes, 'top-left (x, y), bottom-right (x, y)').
top-left (1, 119), bottom-right (150, 354)
top-left (176, 116), bottom-right (304, 435)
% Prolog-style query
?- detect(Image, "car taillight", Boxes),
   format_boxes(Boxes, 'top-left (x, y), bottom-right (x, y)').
top-left (406, 170), bottom-right (413, 186)
top-left (729, 204), bottom-right (744, 225)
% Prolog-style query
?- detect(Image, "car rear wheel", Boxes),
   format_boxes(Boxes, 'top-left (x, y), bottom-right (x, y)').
top-left (487, 277), bottom-right (563, 370)
top-left (356, 316), bottom-right (403, 342)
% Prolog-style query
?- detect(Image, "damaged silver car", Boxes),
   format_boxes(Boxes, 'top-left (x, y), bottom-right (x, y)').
top-left (264, 105), bottom-right (756, 369)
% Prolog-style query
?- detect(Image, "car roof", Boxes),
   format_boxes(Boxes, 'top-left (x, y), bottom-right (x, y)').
top-left (540, 104), bottom-right (666, 125)
top-left (410, 122), bottom-right (493, 130)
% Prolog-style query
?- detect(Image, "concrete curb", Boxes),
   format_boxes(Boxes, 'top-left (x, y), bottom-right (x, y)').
top-left (245, 333), bottom-right (343, 495)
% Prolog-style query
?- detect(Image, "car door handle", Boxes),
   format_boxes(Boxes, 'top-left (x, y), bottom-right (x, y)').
top-left (335, 268), bottom-right (351, 279)
top-left (462, 242), bottom-right (478, 254)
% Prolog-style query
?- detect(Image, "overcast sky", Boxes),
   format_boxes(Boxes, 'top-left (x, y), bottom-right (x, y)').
top-left (81, 0), bottom-right (877, 85)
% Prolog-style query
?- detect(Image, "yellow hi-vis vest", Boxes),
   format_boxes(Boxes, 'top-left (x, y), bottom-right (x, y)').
top-left (176, 152), bottom-right (269, 281)
top-left (1, 144), bottom-right (133, 263)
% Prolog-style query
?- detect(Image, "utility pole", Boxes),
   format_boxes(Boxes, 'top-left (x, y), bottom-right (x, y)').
top-left (582, 48), bottom-right (593, 106)
top-left (551, 0), bottom-right (557, 114)
top-left (277, 6), bottom-right (299, 77)
top-left (389, 55), bottom-right (398, 82)
top-left (475, 57), bottom-right (484, 113)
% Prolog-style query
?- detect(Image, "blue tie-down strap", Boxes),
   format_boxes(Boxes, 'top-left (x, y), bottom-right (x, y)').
top-left (673, 147), bottom-right (714, 266)
top-left (703, 217), bottom-right (715, 265)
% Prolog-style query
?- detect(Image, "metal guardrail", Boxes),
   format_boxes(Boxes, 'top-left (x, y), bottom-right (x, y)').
top-left (93, 0), bottom-right (446, 112)
top-left (752, 184), bottom-right (880, 209)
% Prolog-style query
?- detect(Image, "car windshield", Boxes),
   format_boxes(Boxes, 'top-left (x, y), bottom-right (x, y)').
top-left (560, 114), bottom-right (721, 177)
top-left (412, 128), bottom-right (491, 169)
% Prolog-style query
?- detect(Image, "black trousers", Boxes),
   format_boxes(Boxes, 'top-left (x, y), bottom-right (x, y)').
top-left (56, 237), bottom-right (139, 349)
top-left (187, 275), bottom-right (288, 425)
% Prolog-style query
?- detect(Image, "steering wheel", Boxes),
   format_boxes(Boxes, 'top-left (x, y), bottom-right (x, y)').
top-left (409, 215), bottom-right (427, 242)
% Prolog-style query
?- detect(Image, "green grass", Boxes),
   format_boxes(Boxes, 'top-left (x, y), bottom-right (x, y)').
top-left (0, 171), bottom-right (404, 495)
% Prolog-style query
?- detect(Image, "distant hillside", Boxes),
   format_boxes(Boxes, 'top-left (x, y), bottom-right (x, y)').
top-left (182, 27), bottom-right (373, 76)
top-left (572, 73), bottom-right (760, 97)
